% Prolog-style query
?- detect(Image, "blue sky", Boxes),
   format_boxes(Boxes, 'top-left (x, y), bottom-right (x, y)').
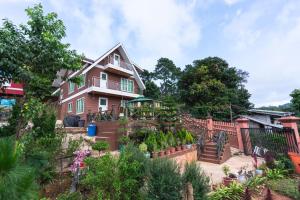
top-left (1, 0), bottom-right (300, 107)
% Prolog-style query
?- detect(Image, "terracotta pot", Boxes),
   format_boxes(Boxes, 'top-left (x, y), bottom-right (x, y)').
top-left (152, 151), bottom-right (158, 158)
top-left (176, 146), bottom-right (182, 151)
top-left (192, 144), bottom-right (197, 150)
top-left (170, 147), bottom-right (176, 154)
top-left (182, 145), bottom-right (187, 150)
top-left (222, 177), bottom-right (237, 187)
top-left (165, 149), bottom-right (171, 155)
top-left (159, 150), bottom-right (165, 157)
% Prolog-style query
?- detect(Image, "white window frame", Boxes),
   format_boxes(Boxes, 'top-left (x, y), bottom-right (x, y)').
top-left (77, 74), bottom-right (86, 89)
top-left (68, 82), bottom-right (75, 94)
top-left (67, 102), bottom-right (73, 113)
top-left (76, 97), bottom-right (85, 114)
top-left (98, 97), bottom-right (108, 111)
top-left (121, 78), bottom-right (134, 93)
top-left (113, 53), bottom-right (120, 67)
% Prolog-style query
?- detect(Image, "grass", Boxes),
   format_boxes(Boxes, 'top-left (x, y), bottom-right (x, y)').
top-left (266, 178), bottom-right (300, 200)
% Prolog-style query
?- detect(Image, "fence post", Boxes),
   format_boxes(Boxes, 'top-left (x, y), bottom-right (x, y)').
top-left (207, 117), bottom-right (214, 139)
top-left (235, 118), bottom-right (249, 152)
top-left (278, 116), bottom-right (300, 152)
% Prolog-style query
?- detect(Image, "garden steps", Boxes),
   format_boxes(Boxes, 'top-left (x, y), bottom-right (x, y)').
top-left (198, 142), bottom-right (231, 164)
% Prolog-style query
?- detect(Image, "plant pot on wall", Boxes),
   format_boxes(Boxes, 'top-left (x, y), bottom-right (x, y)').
top-left (159, 150), bottom-right (165, 157)
top-left (152, 151), bottom-right (158, 158)
top-left (186, 144), bottom-right (192, 149)
top-left (165, 149), bottom-right (171, 156)
top-left (170, 147), bottom-right (176, 154)
top-left (222, 177), bottom-right (237, 187)
top-left (176, 146), bottom-right (182, 151)
top-left (182, 145), bottom-right (187, 151)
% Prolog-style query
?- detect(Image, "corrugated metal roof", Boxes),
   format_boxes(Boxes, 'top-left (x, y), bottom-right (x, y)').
top-left (241, 115), bottom-right (283, 128)
top-left (248, 109), bottom-right (294, 117)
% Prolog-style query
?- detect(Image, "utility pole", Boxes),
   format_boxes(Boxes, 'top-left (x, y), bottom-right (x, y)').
top-left (229, 103), bottom-right (233, 123)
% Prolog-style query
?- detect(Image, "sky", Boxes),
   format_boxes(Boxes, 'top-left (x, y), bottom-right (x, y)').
top-left (0, 0), bottom-right (299, 107)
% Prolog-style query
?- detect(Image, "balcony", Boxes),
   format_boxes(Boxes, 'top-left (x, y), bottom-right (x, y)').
top-left (103, 55), bottom-right (134, 77)
top-left (88, 76), bottom-right (141, 98)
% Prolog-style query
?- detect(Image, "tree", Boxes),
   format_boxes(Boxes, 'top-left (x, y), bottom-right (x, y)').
top-left (0, 3), bottom-right (82, 98)
top-left (178, 57), bottom-right (252, 120)
top-left (290, 89), bottom-right (300, 116)
top-left (153, 58), bottom-right (181, 98)
top-left (140, 69), bottom-right (161, 99)
top-left (0, 4), bottom-right (82, 136)
top-left (0, 137), bottom-right (38, 200)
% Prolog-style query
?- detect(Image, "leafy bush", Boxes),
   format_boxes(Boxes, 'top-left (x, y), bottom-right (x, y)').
top-left (66, 137), bottom-right (83, 155)
top-left (265, 168), bottom-right (287, 180)
top-left (143, 158), bottom-right (182, 200)
top-left (145, 133), bottom-right (158, 152)
top-left (246, 176), bottom-right (267, 192)
top-left (22, 105), bottom-right (63, 184)
top-left (156, 131), bottom-right (168, 150)
top-left (166, 131), bottom-right (176, 147)
top-left (267, 178), bottom-right (300, 200)
top-left (91, 141), bottom-right (109, 155)
top-left (0, 137), bottom-right (38, 200)
top-left (182, 162), bottom-right (210, 200)
top-left (139, 142), bottom-right (148, 153)
top-left (118, 135), bottom-right (130, 145)
top-left (56, 191), bottom-right (83, 200)
top-left (209, 182), bottom-right (244, 200)
top-left (276, 154), bottom-right (294, 174)
top-left (81, 154), bottom-right (120, 199)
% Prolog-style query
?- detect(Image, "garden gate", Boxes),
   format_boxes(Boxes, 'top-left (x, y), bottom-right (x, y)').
top-left (241, 127), bottom-right (299, 156)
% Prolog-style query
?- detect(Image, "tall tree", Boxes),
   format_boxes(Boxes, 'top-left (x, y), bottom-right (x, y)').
top-left (178, 57), bottom-right (252, 120)
top-left (140, 69), bottom-right (161, 99)
top-left (290, 89), bottom-right (300, 116)
top-left (153, 58), bottom-right (181, 98)
top-left (0, 4), bottom-right (82, 136)
top-left (0, 4), bottom-right (82, 99)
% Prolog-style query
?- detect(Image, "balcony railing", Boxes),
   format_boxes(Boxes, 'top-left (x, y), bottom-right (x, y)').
top-left (90, 76), bottom-right (121, 91)
top-left (104, 55), bottom-right (133, 71)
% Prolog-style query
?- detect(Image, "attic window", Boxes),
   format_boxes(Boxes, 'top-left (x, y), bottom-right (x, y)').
top-left (113, 53), bottom-right (120, 67)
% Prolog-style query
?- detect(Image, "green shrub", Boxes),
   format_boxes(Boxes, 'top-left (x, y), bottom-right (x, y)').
top-left (276, 154), bottom-right (295, 174)
top-left (66, 138), bottom-right (83, 155)
top-left (246, 176), bottom-right (267, 192)
top-left (139, 142), bottom-right (148, 153)
top-left (265, 168), bottom-right (287, 180)
top-left (91, 141), bottom-right (109, 155)
top-left (118, 135), bottom-right (130, 145)
top-left (143, 158), bottom-right (182, 200)
top-left (56, 191), bottom-right (83, 200)
top-left (166, 131), bottom-right (176, 147)
top-left (81, 154), bottom-right (120, 199)
top-left (0, 137), bottom-right (38, 200)
top-left (267, 178), bottom-right (300, 199)
top-left (182, 162), bottom-right (210, 200)
top-left (209, 182), bottom-right (244, 200)
top-left (145, 133), bottom-right (158, 152)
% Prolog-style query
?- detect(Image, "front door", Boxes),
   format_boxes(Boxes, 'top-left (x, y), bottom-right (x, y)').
top-left (99, 97), bottom-right (108, 112)
top-left (100, 72), bottom-right (107, 88)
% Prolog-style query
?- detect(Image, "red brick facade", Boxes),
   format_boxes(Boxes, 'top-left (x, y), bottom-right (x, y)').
top-left (57, 45), bottom-right (144, 123)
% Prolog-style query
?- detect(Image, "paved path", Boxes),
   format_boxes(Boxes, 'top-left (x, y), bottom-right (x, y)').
top-left (198, 151), bottom-right (264, 185)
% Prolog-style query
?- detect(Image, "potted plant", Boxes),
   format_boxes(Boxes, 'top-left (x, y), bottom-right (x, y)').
top-left (91, 141), bottom-right (110, 156)
top-left (145, 134), bottom-right (158, 158)
top-left (139, 142), bottom-right (150, 158)
top-left (118, 135), bottom-right (130, 152)
top-left (222, 165), bottom-right (237, 186)
top-left (181, 138), bottom-right (187, 150)
top-left (185, 132), bottom-right (194, 149)
top-left (166, 131), bottom-right (176, 154)
top-left (158, 145), bottom-right (165, 157)
top-left (176, 138), bottom-right (182, 151)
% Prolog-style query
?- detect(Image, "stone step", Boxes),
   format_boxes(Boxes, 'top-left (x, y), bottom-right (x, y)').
top-left (204, 146), bottom-right (217, 151)
top-left (200, 153), bottom-right (218, 159)
top-left (199, 157), bottom-right (221, 164)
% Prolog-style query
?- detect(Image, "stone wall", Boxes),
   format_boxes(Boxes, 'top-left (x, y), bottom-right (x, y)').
top-left (169, 149), bottom-right (197, 171)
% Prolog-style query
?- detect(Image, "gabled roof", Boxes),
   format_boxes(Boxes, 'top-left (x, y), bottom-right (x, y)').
top-left (248, 109), bottom-right (294, 117)
top-left (80, 43), bottom-right (145, 90)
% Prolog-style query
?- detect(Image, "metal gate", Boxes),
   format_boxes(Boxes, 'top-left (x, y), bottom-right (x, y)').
top-left (241, 127), bottom-right (299, 155)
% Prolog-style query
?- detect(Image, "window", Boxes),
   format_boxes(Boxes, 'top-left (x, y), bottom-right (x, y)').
top-left (113, 53), bottom-right (120, 66)
top-left (128, 80), bottom-right (134, 93)
top-left (121, 78), bottom-right (134, 93)
top-left (76, 98), bottom-right (84, 114)
top-left (69, 82), bottom-right (75, 94)
top-left (77, 74), bottom-right (86, 89)
top-left (67, 102), bottom-right (73, 113)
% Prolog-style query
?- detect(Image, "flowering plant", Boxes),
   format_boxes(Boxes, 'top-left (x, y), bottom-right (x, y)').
top-left (70, 150), bottom-right (91, 173)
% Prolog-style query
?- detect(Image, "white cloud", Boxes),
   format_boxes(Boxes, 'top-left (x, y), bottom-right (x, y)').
top-left (223, 1), bottom-right (300, 107)
top-left (224, 0), bottom-right (242, 6)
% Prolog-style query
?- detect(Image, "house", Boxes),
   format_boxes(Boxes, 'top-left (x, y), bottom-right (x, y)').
top-left (241, 109), bottom-right (294, 129)
top-left (53, 43), bottom-right (145, 123)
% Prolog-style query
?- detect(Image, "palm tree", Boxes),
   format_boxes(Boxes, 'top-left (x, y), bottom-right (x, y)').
top-left (0, 137), bottom-right (38, 200)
